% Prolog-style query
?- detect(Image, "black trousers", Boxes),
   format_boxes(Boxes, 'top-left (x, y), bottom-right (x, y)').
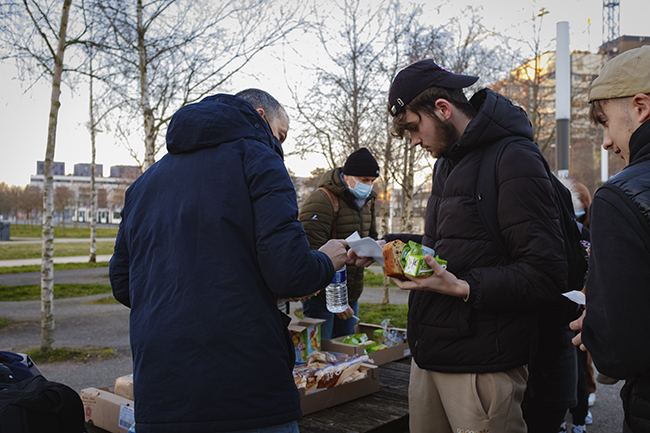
top-left (569, 347), bottom-right (589, 425)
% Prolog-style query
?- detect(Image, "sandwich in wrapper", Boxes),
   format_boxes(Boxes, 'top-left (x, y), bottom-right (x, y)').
top-left (382, 240), bottom-right (447, 280)
top-left (293, 352), bottom-right (372, 390)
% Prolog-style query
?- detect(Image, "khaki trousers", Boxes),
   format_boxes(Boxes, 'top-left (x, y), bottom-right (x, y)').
top-left (409, 358), bottom-right (529, 433)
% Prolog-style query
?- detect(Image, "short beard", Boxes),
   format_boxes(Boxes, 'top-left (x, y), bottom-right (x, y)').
top-left (431, 114), bottom-right (461, 157)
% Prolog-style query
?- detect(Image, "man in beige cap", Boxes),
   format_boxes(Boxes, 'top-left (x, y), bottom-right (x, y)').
top-left (571, 45), bottom-right (650, 432)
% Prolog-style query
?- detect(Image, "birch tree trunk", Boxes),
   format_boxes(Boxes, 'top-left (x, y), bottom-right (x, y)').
top-left (381, 112), bottom-right (393, 306)
top-left (40, 0), bottom-right (72, 351)
top-left (89, 53), bottom-right (97, 263)
top-left (137, 0), bottom-right (155, 171)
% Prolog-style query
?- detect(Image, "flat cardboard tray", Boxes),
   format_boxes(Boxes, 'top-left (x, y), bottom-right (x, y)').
top-left (321, 323), bottom-right (410, 365)
top-left (298, 363), bottom-right (379, 415)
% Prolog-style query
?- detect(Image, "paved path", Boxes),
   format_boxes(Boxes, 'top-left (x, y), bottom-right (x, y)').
top-left (0, 267), bottom-right (111, 286)
top-left (0, 255), bottom-right (113, 267)
top-left (0, 293), bottom-right (133, 393)
top-left (0, 237), bottom-right (116, 245)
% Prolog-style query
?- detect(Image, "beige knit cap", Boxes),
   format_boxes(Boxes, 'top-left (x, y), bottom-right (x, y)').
top-left (589, 45), bottom-right (650, 102)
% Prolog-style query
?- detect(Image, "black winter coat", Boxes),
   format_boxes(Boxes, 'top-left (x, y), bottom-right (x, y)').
top-left (393, 89), bottom-right (568, 373)
top-left (583, 119), bottom-right (650, 432)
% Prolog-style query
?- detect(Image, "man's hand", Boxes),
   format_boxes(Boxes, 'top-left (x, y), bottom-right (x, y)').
top-left (392, 254), bottom-right (469, 299)
top-left (319, 239), bottom-right (348, 271)
top-left (347, 249), bottom-right (374, 267)
top-left (335, 305), bottom-right (355, 320)
top-left (347, 239), bottom-right (386, 267)
top-left (570, 309), bottom-right (587, 352)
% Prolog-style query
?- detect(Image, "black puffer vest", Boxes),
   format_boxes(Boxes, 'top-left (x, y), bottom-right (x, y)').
top-left (602, 120), bottom-right (650, 432)
top-left (409, 89), bottom-right (568, 373)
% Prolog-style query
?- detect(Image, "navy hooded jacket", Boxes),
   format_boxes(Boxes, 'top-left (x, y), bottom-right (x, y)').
top-left (109, 94), bottom-right (334, 432)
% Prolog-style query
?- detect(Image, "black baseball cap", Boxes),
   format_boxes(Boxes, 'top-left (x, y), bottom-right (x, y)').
top-left (388, 59), bottom-right (479, 116)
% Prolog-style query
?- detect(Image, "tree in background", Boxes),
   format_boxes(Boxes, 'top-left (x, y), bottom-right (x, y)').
top-left (96, 0), bottom-right (306, 170)
top-left (383, 6), bottom-right (508, 234)
top-left (0, 0), bottom-right (78, 350)
top-left (0, 183), bottom-right (12, 219)
top-left (53, 185), bottom-right (73, 235)
top-left (490, 8), bottom-right (555, 152)
top-left (21, 185), bottom-right (43, 231)
top-left (291, 0), bottom-right (391, 169)
top-left (375, 1), bottom-right (421, 304)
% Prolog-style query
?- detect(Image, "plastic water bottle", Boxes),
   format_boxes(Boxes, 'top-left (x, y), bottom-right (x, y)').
top-left (326, 266), bottom-right (348, 313)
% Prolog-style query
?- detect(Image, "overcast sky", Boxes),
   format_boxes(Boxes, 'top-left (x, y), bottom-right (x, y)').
top-left (1, 0), bottom-right (647, 187)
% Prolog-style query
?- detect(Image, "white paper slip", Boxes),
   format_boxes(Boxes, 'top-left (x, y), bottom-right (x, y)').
top-left (563, 290), bottom-right (586, 305)
top-left (345, 231), bottom-right (384, 267)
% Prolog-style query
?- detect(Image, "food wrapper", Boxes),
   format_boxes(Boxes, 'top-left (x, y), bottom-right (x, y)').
top-left (404, 254), bottom-right (432, 277)
top-left (293, 352), bottom-right (372, 390)
top-left (367, 344), bottom-right (388, 353)
top-left (342, 333), bottom-right (369, 345)
top-left (402, 241), bottom-right (447, 277)
top-left (380, 318), bottom-right (408, 348)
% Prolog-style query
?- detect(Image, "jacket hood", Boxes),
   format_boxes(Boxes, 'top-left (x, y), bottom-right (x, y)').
top-left (166, 94), bottom-right (283, 158)
top-left (318, 168), bottom-right (348, 196)
top-left (446, 88), bottom-right (534, 161)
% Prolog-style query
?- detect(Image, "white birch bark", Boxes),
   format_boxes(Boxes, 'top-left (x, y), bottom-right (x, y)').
top-left (89, 53), bottom-right (97, 263)
top-left (137, 0), bottom-right (155, 171)
top-left (40, 0), bottom-right (72, 351)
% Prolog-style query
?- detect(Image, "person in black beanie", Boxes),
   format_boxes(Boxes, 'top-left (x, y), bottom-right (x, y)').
top-left (298, 148), bottom-right (379, 339)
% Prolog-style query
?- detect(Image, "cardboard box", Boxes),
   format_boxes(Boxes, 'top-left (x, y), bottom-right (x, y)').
top-left (114, 374), bottom-right (134, 401)
top-left (288, 317), bottom-right (326, 362)
top-left (321, 323), bottom-right (411, 365)
top-left (81, 387), bottom-right (135, 433)
top-left (298, 363), bottom-right (379, 415)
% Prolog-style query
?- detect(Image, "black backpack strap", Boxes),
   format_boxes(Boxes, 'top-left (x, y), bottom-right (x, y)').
top-left (476, 137), bottom-right (514, 259)
top-left (318, 187), bottom-right (339, 239)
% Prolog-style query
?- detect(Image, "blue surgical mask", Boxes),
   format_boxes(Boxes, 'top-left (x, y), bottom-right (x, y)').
top-left (348, 177), bottom-right (373, 200)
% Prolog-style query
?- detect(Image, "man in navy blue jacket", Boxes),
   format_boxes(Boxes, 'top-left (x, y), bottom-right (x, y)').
top-left (109, 89), bottom-right (348, 433)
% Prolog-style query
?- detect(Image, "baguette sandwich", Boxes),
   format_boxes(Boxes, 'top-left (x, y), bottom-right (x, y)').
top-left (382, 240), bottom-right (411, 280)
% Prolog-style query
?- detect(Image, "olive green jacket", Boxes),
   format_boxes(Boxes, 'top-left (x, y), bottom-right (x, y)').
top-left (299, 168), bottom-right (378, 302)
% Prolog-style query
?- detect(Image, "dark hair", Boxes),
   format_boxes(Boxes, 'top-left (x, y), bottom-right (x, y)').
top-left (391, 86), bottom-right (476, 138)
top-left (235, 88), bottom-right (287, 123)
top-left (588, 99), bottom-right (607, 126)
top-left (589, 93), bottom-right (650, 125)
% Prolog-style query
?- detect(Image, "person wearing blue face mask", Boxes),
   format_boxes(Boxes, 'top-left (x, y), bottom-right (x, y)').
top-left (299, 147), bottom-right (380, 339)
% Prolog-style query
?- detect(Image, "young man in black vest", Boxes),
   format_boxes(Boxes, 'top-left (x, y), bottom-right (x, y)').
top-left (571, 45), bottom-right (650, 433)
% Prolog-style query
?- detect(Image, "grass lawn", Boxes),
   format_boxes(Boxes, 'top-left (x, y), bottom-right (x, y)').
top-left (0, 283), bottom-right (112, 302)
top-left (358, 303), bottom-right (407, 328)
top-left (364, 268), bottom-right (398, 287)
top-left (0, 261), bottom-right (111, 275)
top-left (294, 303), bottom-right (408, 328)
top-left (25, 347), bottom-right (115, 363)
top-left (0, 241), bottom-right (115, 261)
top-left (9, 225), bottom-right (118, 238)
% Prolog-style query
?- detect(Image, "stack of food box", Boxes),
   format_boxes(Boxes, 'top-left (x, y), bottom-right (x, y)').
top-left (81, 374), bottom-right (134, 433)
top-left (288, 315), bottom-right (379, 414)
top-left (322, 322), bottom-right (410, 366)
